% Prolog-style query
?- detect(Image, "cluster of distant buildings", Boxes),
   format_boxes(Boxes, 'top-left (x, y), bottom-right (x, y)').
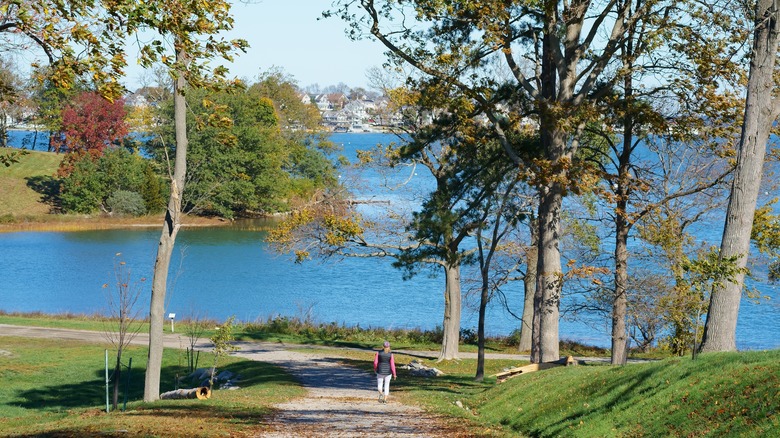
top-left (124, 89), bottom-right (404, 133)
top-left (301, 92), bottom-right (401, 132)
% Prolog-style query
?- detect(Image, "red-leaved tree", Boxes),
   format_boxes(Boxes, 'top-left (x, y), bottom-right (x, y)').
top-left (56, 91), bottom-right (130, 177)
top-left (60, 91), bottom-right (129, 153)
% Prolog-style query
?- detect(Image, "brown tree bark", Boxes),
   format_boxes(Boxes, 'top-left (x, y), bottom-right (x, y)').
top-left (700, 0), bottom-right (779, 352)
top-left (438, 263), bottom-right (462, 361)
top-left (144, 50), bottom-right (188, 402)
top-left (612, 199), bottom-right (630, 365)
top-left (518, 241), bottom-right (537, 352)
top-left (534, 184), bottom-right (563, 363)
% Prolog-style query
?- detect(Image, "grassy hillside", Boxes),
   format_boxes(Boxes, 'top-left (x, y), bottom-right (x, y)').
top-left (0, 148), bottom-right (61, 216)
top-left (419, 350), bottom-right (779, 437)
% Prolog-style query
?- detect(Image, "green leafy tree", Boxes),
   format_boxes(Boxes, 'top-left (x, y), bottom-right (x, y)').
top-left (139, 164), bottom-right (168, 214)
top-left (250, 70), bottom-right (324, 135)
top-left (59, 155), bottom-right (103, 213)
top-left (148, 85), bottom-right (337, 218)
top-left (106, 190), bottom-right (147, 216)
top-left (59, 147), bottom-right (150, 214)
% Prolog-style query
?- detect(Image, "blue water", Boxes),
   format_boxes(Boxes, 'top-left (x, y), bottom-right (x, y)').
top-left (5, 130), bottom-right (51, 150)
top-left (1, 132), bottom-right (778, 350)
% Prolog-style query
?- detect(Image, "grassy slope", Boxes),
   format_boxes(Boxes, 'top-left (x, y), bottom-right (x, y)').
top-left (450, 350), bottom-right (779, 437)
top-left (0, 148), bottom-right (61, 216)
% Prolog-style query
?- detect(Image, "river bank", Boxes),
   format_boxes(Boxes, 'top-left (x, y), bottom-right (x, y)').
top-left (0, 213), bottom-right (233, 233)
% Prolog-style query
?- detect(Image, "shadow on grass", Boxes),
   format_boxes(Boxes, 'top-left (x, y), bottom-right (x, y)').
top-left (10, 401), bottom-right (279, 438)
top-left (499, 352), bottom-right (780, 437)
top-left (337, 356), bottom-right (491, 398)
top-left (26, 175), bottom-right (60, 211)
top-left (11, 360), bottom-right (296, 412)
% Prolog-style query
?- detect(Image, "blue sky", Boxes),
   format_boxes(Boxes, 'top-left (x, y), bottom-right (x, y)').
top-left (123, 0), bottom-right (390, 91)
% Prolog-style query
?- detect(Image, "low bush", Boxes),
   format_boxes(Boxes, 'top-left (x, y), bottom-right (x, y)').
top-left (107, 190), bottom-right (147, 216)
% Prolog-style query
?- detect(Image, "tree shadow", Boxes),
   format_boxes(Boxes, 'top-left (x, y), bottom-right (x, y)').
top-left (337, 356), bottom-right (491, 397)
top-left (26, 175), bottom-right (61, 211)
top-left (9, 360), bottom-right (293, 412)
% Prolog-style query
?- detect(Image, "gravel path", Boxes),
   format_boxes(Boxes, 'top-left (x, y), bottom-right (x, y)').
top-left (0, 325), bottom-right (474, 437)
top-left (230, 341), bottom-right (468, 437)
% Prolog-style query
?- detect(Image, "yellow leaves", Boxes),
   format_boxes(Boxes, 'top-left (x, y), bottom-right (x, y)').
top-left (564, 261), bottom-right (610, 281)
top-left (521, 156), bottom-right (601, 197)
top-left (751, 198), bottom-right (780, 256)
top-left (322, 214), bottom-right (364, 246)
top-left (267, 209), bottom-right (315, 246)
top-left (387, 87), bottom-right (420, 108)
top-left (294, 250), bottom-right (310, 263)
top-left (267, 207), bottom-right (365, 262)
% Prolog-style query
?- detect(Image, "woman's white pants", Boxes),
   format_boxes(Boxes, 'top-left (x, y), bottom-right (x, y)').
top-left (376, 374), bottom-right (391, 396)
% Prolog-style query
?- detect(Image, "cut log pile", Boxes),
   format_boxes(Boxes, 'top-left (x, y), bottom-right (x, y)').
top-left (493, 356), bottom-right (578, 383)
top-left (401, 360), bottom-right (445, 377)
top-left (160, 386), bottom-right (211, 400)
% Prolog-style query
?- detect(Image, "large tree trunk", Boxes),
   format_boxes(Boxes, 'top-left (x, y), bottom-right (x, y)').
top-left (529, 13), bottom-right (569, 363)
top-left (438, 263), bottom-right (462, 361)
top-left (533, 182), bottom-right (563, 363)
top-left (518, 225), bottom-right (538, 352)
top-left (612, 203), bottom-right (630, 365)
top-left (700, 0), bottom-right (779, 353)
top-left (611, 62), bottom-right (636, 365)
top-left (144, 50), bottom-right (189, 402)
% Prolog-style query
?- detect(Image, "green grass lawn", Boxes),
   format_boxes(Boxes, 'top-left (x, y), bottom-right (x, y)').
top-left (0, 336), bottom-right (303, 437)
top-left (0, 148), bottom-right (61, 216)
top-left (2, 315), bottom-right (777, 437)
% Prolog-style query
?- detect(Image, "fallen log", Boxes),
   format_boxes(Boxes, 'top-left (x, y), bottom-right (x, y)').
top-left (160, 386), bottom-right (211, 400)
top-left (494, 356), bottom-right (577, 383)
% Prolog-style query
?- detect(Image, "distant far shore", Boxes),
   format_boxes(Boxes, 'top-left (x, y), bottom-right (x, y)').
top-left (0, 213), bottom-right (232, 233)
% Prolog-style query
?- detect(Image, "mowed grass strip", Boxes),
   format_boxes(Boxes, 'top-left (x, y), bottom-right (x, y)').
top-left (0, 336), bottom-right (304, 437)
top-left (0, 148), bottom-right (61, 216)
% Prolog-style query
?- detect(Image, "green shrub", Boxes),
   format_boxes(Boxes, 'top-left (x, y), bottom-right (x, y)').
top-left (59, 147), bottom-right (153, 214)
top-left (140, 163), bottom-right (168, 213)
top-left (107, 190), bottom-right (147, 216)
top-left (59, 155), bottom-right (104, 213)
top-left (460, 327), bottom-right (478, 344)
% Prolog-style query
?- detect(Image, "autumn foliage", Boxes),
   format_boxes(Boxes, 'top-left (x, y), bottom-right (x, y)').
top-left (60, 91), bottom-right (129, 154)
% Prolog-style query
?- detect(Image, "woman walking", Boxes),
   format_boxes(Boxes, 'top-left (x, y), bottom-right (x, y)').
top-left (373, 341), bottom-right (397, 403)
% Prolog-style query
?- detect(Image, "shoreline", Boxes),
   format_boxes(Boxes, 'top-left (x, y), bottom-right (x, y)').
top-left (0, 213), bottom-right (232, 233)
